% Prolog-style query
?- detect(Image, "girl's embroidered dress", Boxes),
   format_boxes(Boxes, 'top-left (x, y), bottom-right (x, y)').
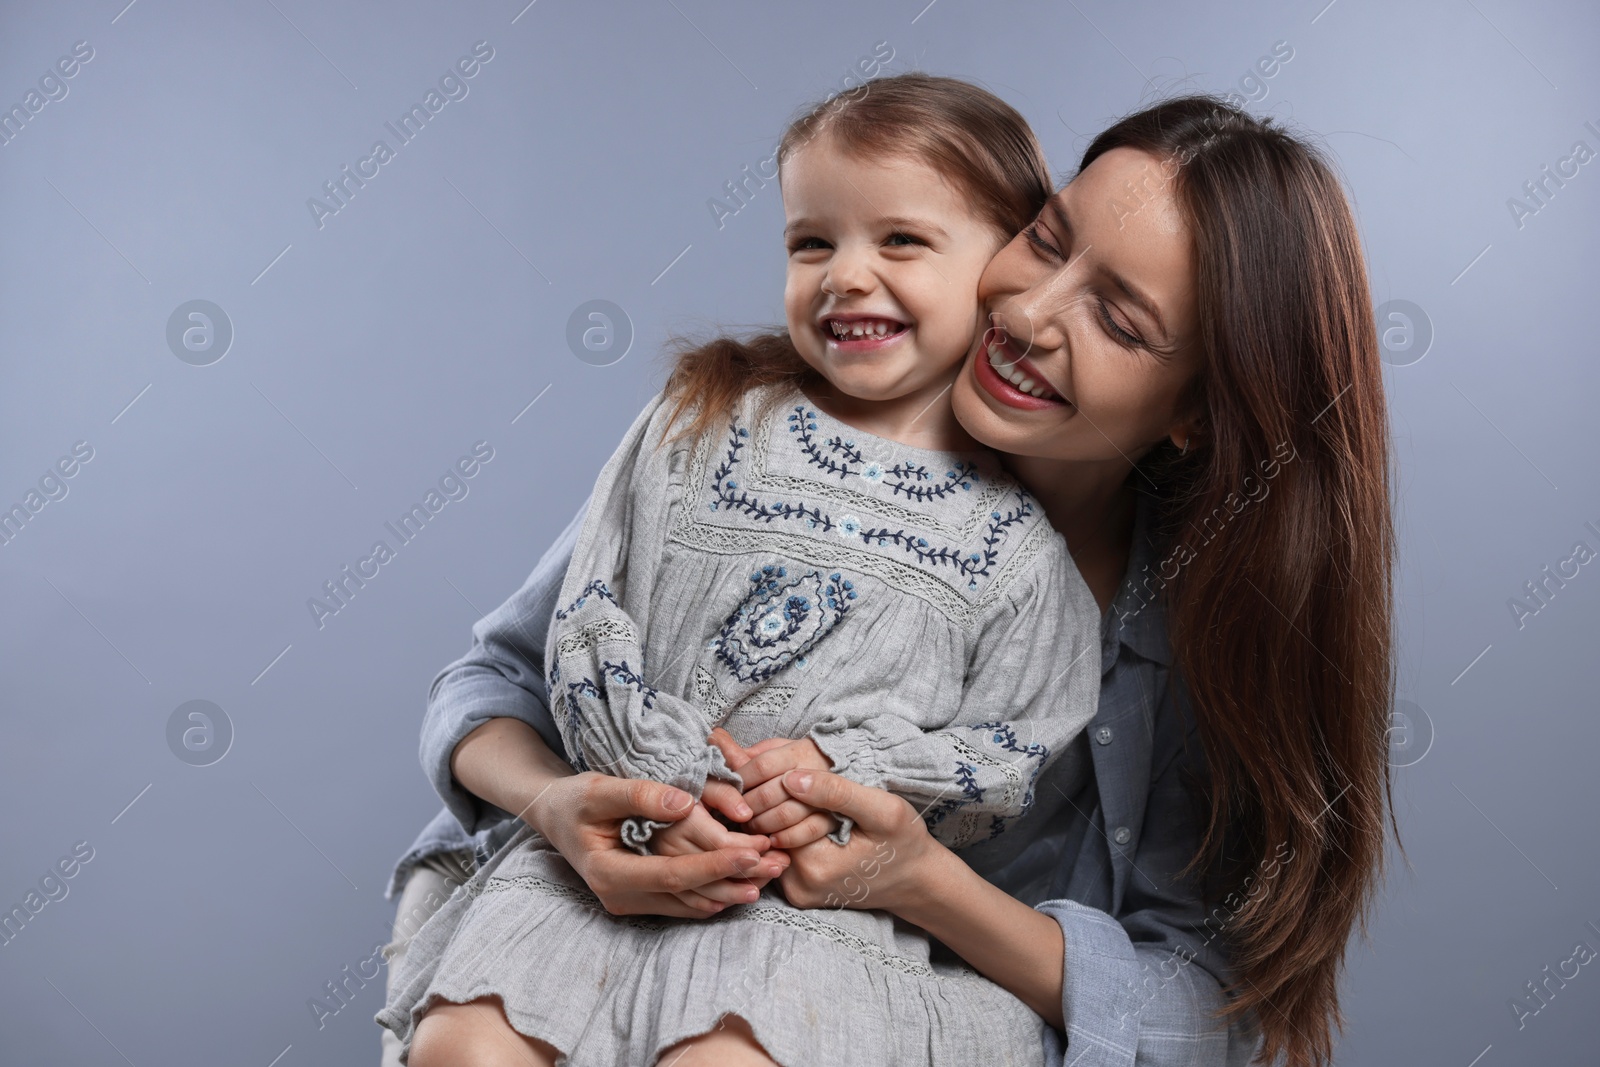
top-left (378, 385), bottom-right (1102, 1066)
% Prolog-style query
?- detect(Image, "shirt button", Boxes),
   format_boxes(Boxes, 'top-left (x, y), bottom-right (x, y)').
top-left (1112, 826), bottom-right (1132, 845)
top-left (1094, 726), bottom-right (1114, 745)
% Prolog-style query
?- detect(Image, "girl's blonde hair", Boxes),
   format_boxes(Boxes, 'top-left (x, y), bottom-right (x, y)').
top-left (663, 73), bottom-right (1052, 443)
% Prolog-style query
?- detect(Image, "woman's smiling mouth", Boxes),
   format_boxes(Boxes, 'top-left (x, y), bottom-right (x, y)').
top-left (974, 326), bottom-right (1068, 409)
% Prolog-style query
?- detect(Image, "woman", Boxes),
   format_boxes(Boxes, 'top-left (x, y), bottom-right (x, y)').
top-left (381, 93), bottom-right (1393, 1067)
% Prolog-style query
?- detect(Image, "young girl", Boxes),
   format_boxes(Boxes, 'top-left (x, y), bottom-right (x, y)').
top-left (380, 74), bottom-right (1102, 1067)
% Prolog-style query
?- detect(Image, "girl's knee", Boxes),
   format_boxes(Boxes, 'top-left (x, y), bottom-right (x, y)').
top-left (410, 998), bottom-right (559, 1067)
top-left (657, 1014), bottom-right (778, 1066)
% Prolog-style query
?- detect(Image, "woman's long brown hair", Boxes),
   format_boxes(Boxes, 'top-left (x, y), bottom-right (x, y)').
top-left (1084, 98), bottom-right (1396, 1066)
top-left (662, 73), bottom-right (1053, 441)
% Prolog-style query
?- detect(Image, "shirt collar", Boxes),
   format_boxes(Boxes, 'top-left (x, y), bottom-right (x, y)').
top-left (1099, 491), bottom-right (1174, 670)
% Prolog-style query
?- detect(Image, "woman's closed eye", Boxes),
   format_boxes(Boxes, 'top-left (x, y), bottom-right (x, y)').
top-left (1096, 299), bottom-right (1144, 348)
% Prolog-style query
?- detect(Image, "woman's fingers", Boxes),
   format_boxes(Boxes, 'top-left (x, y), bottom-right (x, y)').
top-left (575, 773), bottom-right (695, 825)
top-left (737, 740), bottom-right (827, 790)
top-left (701, 779), bottom-right (754, 823)
top-left (782, 769), bottom-right (910, 833)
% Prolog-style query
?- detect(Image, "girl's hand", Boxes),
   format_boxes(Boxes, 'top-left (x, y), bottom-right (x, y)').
top-left (729, 736), bottom-right (838, 846)
top-left (648, 802), bottom-right (780, 909)
top-left (774, 769), bottom-right (940, 914)
top-left (527, 771), bottom-right (787, 918)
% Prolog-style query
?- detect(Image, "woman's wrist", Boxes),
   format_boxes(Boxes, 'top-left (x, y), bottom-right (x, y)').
top-left (450, 717), bottom-right (575, 833)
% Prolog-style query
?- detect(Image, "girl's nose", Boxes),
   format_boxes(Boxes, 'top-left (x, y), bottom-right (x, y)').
top-left (821, 248), bottom-right (875, 298)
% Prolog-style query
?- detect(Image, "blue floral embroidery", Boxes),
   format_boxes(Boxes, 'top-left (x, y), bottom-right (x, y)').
top-left (787, 405), bottom-right (979, 501)
top-left (924, 762), bottom-right (984, 832)
top-left (971, 720), bottom-right (1050, 812)
top-left (715, 564), bottom-right (857, 683)
top-left (711, 418), bottom-right (1030, 590)
top-left (600, 659), bottom-right (657, 709)
top-left (555, 579), bottom-right (617, 620)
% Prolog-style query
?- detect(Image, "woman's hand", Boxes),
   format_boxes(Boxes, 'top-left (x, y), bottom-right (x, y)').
top-left (527, 771), bottom-right (787, 917)
top-left (773, 769), bottom-right (941, 913)
top-left (451, 717), bottom-right (787, 919)
top-left (777, 768), bottom-right (1068, 1025)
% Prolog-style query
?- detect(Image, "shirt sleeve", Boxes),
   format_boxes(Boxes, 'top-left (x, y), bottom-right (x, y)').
top-left (420, 498), bottom-right (586, 836)
top-left (809, 532), bottom-right (1102, 849)
top-left (1036, 702), bottom-right (1263, 1065)
top-left (545, 394), bottom-right (740, 804)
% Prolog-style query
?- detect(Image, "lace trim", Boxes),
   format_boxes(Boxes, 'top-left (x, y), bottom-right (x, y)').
top-left (555, 617), bottom-right (639, 659)
top-left (731, 906), bottom-right (936, 977)
top-left (478, 876), bottom-right (938, 977)
top-left (692, 665), bottom-right (796, 727)
top-left (480, 873), bottom-right (666, 930)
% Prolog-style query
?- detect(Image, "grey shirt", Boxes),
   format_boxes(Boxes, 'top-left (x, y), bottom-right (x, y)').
top-left (390, 487), bottom-right (1262, 1066)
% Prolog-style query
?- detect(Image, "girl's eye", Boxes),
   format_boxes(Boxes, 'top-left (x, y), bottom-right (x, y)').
top-left (1023, 222), bottom-right (1060, 258)
top-left (885, 232), bottom-right (922, 247)
top-left (1096, 299), bottom-right (1143, 348)
top-left (789, 237), bottom-right (829, 253)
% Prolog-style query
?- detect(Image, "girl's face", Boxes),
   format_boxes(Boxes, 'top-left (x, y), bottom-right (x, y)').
top-left (781, 136), bottom-right (1007, 410)
top-left (952, 147), bottom-right (1203, 465)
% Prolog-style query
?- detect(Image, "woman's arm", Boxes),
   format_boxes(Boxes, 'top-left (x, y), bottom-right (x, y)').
top-left (450, 716), bottom-right (786, 915)
top-left (779, 766), bottom-right (1259, 1064)
top-left (776, 768), bottom-right (1066, 1022)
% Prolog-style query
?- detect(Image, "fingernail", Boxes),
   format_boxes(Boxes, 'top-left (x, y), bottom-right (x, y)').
top-left (735, 852), bottom-right (761, 871)
top-left (735, 804), bottom-right (752, 819)
top-left (790, 771), bottom-right (814, 793)
top-left (664, 789), bottom-right (692, 813)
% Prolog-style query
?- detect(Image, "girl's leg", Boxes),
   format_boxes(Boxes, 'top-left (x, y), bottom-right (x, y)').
top-left (382, 854), bottom-right (472, 1067)
top-left (409, 997), bottom-right (560, 1067)
top-left (656, 1014), bottom-right (779, 1067)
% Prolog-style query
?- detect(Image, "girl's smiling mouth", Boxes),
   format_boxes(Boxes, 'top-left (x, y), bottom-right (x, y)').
top-left (821, 313), bottom-right (910, 351)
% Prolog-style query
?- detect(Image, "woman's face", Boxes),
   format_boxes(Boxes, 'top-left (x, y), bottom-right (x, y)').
top-left (951, 146), bottom-right (1203, 465)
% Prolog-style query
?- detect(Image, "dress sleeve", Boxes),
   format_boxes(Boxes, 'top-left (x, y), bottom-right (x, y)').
top-left (420, 498), bottom-right (586, 836)
top-left (810, 535), bottom-right (1102, 849)
top-left (546, 394), bottom-right (740, 812)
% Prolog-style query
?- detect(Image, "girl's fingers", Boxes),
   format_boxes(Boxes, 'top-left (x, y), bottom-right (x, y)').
top-left (701, 779), bottom-right (754, 822)
top-left (744, 737), bottom-right (793, 758)
top-left (708, 728), bottom-right (752, 770)
top-left (745, 800), bottom-right (819, 836)
top-left (740, 776), bottom-right (793, 817)
top-left (770, 812), bottom-right (839, 849)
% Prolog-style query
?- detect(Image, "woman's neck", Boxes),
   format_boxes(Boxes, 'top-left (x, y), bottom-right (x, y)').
top-left (1005, 454), bottom-right (1140, 613)
top-left (799, 374), bottom-right (977, 453)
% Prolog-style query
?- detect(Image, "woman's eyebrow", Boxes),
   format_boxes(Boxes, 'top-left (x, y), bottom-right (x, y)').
top-left (1049, 199), bottom-right (1170, 342)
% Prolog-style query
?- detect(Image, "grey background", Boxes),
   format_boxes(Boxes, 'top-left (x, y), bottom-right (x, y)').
top-left (1, 1), bottom-right (1595, 1064)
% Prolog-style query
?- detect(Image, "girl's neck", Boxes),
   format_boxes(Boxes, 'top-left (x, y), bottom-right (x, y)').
top-left (1004, 453), bottom-right (1141, 613)
top-left (799, 373), bottom-right (977, 453)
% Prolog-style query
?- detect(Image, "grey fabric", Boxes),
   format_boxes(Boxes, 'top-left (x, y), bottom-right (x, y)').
top-left (380, 824), bottom-right (1051, 1067)
top-left (390, 485), bottom-right (1263, 1065)
top-left (545, 388), bottom-right (1100, 849)
top-left (381, 388), bottom-right (1102, 1064)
